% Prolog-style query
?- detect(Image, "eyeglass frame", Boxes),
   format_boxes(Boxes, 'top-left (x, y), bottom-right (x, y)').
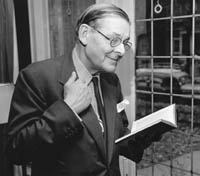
top-left (88, 25), bottom-right (132, 51)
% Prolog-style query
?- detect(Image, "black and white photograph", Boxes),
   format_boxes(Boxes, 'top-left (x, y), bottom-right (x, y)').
top-left (0, 0), bottom-right (200, 176)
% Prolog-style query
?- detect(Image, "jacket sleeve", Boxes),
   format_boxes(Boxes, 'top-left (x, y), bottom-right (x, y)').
top-left (6, 69), bottom-right (84, 165)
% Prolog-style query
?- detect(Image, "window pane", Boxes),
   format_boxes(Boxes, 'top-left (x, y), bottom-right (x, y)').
top-left (173, 57), bottom-right (190, 72)
top-left (173, 18), bottom-right (192, 56)
top-left (153, 0), bottom-right (171, 18)
top-left (48, 0), bottom-right (95, 57)
top-left (136, 57), bottom-right (151, 69)
top-left (172, 58), bottom-right (192, 95)
top-left (135, 68), bottom-right (152, 92)
top-left (135, 0), bottom-right (151, 20)
top-left (196, 0), bottom-right (200, 14)
top-left (194, 59), bottom-right (200, 99)
top-left (195, 17), bottom-right (200, 56)
top-left (174, 0), bottom-right (193, 16)
top-left (153, 58), bottom-right (171, 93)
top-left (136, 21), bottom-right (151, 56)
top-left (153, 20), bottom-right (170, 56)
top-left (0, 0), bottom-right (13, 83)
top-left (154, 58), bottom-right (171, 68)
top-left (136, 94), bottom-right (152, 120)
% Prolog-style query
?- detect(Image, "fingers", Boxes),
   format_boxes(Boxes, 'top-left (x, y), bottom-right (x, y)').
top-left (63, 71), bottom-right (93, 113)
top-left (65, 71), bottom-right (77, 86)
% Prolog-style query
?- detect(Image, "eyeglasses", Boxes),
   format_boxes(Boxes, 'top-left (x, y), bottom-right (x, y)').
top-left (89, 26), bottom-right (132, 51)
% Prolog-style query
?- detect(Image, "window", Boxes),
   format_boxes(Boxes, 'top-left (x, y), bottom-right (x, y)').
top-left (135, 0), bottom-right (200, 175)
top-left (48, 0), bottom-right (95, 57)
top-left (0, 0), bottom-right (13, 83)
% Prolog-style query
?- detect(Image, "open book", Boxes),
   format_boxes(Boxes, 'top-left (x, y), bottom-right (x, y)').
top-left (115, 104), bottom-right (177, 144)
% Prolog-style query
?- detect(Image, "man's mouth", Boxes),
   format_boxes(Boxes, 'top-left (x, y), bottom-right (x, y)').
top-left (107, 56), bottom-right (122, 61)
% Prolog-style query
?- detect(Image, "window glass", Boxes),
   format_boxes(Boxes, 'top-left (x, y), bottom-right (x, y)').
top-left (153, 20), bottom-right (170, 56)
top-left (136, 21), bottom-right (151, 56)
top-left (195, 17), bottom-right (200, 56)
top-left (135, 0), bottom-right (151, 20)
top-left (196, 0), bottom-right (200, 14)
top-left (135, 0), bottom-right (200, 175)
top-left (174, 0), bottom-right (193, 16)
top-left (173, 18), bottom-right (192, 56)
top-left (0, 0), bottom-right (13, 83)
top-left (48, 0), bottom-right (95, 57)
top-left (153, 0), bottom-right (171, 18)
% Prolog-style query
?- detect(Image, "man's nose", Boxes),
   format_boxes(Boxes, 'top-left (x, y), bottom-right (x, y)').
top-left (114, 43), bottom-right (126, 56)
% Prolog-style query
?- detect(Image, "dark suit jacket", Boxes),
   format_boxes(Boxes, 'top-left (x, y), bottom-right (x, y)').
top-left (6, 55), bottom-right (144, 176)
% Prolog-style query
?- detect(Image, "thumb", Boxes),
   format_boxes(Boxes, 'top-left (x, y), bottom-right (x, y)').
top-left (65, 71), bottom-right (77, 86)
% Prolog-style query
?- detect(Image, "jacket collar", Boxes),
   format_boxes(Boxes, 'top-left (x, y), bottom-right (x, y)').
top-left (59, 51), bottom-right (76, 85)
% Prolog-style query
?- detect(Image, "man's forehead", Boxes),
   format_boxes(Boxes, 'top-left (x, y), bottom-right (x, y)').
top-left (95, 16), bottom-right (130, 37)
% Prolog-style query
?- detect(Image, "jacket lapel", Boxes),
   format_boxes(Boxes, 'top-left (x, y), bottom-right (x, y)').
top-left (59, 54), bottom-right (76, 85)
top-left (101, 76), bottom-right (116, 164)
top-left (58, 56), bottom-right (106, 161)
top-left (81, 106), bottom-right (106, 160)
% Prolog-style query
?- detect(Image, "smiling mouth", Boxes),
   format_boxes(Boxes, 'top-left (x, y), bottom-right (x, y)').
top-left (107, 56), bottom-right (122, 62)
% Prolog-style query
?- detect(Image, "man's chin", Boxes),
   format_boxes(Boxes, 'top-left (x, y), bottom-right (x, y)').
top-left (103, 66), bottom-right (117, 73)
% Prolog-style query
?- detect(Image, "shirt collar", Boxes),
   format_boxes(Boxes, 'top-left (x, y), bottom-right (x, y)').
top-left (72, 46), bottom-right (92, 85)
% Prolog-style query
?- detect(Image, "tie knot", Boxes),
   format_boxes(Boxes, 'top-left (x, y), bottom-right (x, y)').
top-left (92, 76), bottom-right (99, 86)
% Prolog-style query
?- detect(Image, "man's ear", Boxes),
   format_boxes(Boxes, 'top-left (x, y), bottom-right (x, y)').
top-left (78, 24), bottom-right (90, 46)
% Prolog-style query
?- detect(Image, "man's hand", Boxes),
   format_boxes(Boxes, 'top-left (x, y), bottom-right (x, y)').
top-left (64, 72), bottom-right (92, 114)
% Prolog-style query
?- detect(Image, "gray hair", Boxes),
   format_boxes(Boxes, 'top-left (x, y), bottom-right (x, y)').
top-left (75, 3), bottom-right (130, 37)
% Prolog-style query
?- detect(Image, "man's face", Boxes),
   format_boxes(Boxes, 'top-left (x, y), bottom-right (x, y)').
top-left (84, 16), bottom-right (131, 73)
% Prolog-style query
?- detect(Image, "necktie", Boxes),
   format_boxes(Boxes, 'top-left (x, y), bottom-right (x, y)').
top-left (92, 76), bottom-right (105, 133)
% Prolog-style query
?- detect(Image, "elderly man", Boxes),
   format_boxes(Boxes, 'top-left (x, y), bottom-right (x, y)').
top-left (6, 3), bottom-right (152, 176)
